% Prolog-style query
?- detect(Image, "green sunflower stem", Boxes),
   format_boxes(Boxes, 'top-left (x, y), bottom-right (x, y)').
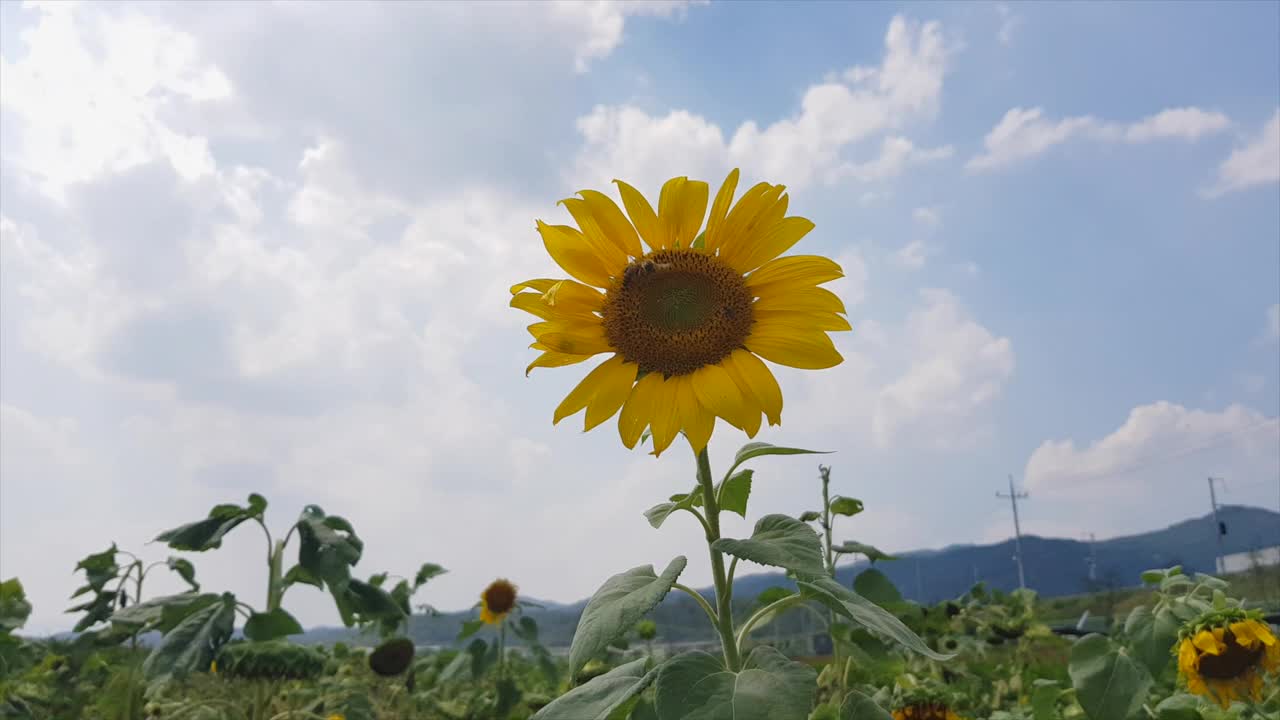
top-left (697, 448), bottom-right (742, 672)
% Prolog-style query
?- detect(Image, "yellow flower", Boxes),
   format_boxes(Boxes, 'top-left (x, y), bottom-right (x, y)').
top-left (480, 578), bottom-right (518, 625)
top-left (512, 170), bottom-right (849, 456)
top-left (892, 705), bottom-right (962, 720)
top-left (327, 715), bottom-right (344, 720)
top-left (209, 659), bottom-right (217, 674)
top-left (1177, 617), bottom-right (1279, 709)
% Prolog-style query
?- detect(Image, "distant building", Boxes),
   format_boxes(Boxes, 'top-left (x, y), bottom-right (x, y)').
top-left (1221, 546), bottom-right (1280, 574)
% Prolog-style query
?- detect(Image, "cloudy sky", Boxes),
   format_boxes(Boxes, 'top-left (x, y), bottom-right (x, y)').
top-left (2, 0), bottom-right (1278, 634)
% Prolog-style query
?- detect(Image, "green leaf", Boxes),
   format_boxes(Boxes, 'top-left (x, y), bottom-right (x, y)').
top-left (654, 646), bottom-right (816, 720)
top-left (829, 496), bottom-right (864, 517)
top-left (247, 493), bottom-right (268, 515)
top-left (797, 576), bottom-right (952, 661)
top-left (344, 578), bottom-right (407, 625)
top-left (1068, 634), bottom-right (1153, 720)
top-left (295, 505), bottom-right (364, 623)
top-left (1124, 604), bottom-right (1179, 678)
top-left (109, 592), bottom-right (219, 634)
top-left (1030, 680), bottom-right (1061, 720)
top-left (243, 607), bottom-right (304, 641)
top-left (569, 557), bottom-right (687, 678)
top-left (798, 511), bottom-right (822, 522)
top-left (166, 557), bottom-right (199, 591)
top-left (832, 541), bottom-right (896, 563)
top-left (712, 515), bottom-right (826, 577)
top-left (413, 563), bottom-right (447, 589)
top-left (1140, 569), bottom-right (1166, 585)
top-left (74, 545), bottom-right (120, 591)
top-left (755, 587), bottom-right (795, 607)
top-left (1153, 694), bottom-right (1203, 720)
top-left (718, 469), bottom-right (753, 518)
top-left (839, 691), bottom-right (893, 720)
top-left (496, 678), bottom-right (523, 718)
top-left (457, 619), bottom-right (485, 641)
top-left (852, 569), bottom-right (902, 608)
top-left (532, 657), bottom-right (655, 720)
top-left (141, 593), bottom-right (236, 681)
top-left (728, 442), bottom-right (828, 476)
top-left (0, 578), bottom-right (33, 633)
top-left (467, 637), bottom-right (495, 680)
top-left (154, 500), bottom-right (257, 551)
top-left (281, 564), bottom-right (323, 590)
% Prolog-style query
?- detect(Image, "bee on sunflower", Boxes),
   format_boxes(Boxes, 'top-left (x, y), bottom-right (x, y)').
top-left (511, 169), bottom-right (849, 456)
top-left (1175, 608), bottom-right (1279, 708)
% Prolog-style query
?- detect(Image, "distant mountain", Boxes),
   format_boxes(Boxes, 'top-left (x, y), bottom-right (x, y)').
top-left (296, 504), bottom-right (1279, 648)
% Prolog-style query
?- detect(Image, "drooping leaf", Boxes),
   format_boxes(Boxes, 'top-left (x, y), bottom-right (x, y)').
top-left (413, 562), bottom-right (447, 589)
top-left (712, 515), bottom-right (826, 577)
top-left (1068, 634), bottom-right (1153, 720)
top-left (1125, 604), bottom-right (1180, 678)
top-left (645, 491), bottom-right (701, 530)
top-left (569, 557), bottom-right (687, 678)
top-left (467, 637), bottom-right (495, 680)
top-left (295, 505), bottom-right (364, 624)
top-left (832, 541), bottom-right (896, 564)
top-left (727, 442), bottom-right (828, 476)
top-left (839, 691), bottom-right (893, 720)
top-left (798, 510), bottom-right (822, 522)
top-left (281, 564), bottom-right (324, 590)
top-left (343, 578), bottom-right (407, 627)
top-left (154, 497), bottom-right (263, 552)
top-left (166, 557), bottom-right (199, 591)
top-left (109, 592), bottom-right (219, 634)
top-left (496, 678), bottom-right (524, 718)
top-left (457, 619), bottom-right (485, 641)
top-left (0, 578), bottom-right (33, 633)
top-left (829, 496), bottom-right (864, 517)
top-left (141, 593), bottom-right (236, 681)
top-left (718, 469), bottom-right (753, 518)
top-left (532, 657), bottom-right (654, 720)
top-left (367, 572), bottom-right (389, 588)
top-left (654, 646), bottom-right (816, 720)
top-left (74, 545), bottom-right (120, 591)
top-left (797, 576), bottom-right (951, 661)
top-left (243, 607), bottom-right (304, 642)
top-left (852, 569), bottom-right (902, 608)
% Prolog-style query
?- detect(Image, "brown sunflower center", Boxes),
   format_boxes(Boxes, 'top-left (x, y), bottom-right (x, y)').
top-left (602, 249), bottom-right (754, 377)
top-left (1197, 631), bottom-right (1263, 680)
top-left (483, 580), bottom-right (517, 616)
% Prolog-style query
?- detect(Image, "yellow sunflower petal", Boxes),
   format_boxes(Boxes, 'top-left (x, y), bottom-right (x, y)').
top-left (578, 190), bottom-right (643, 258)
top-left (722, 190), bottom-right (789, 273)
top-left (1178, 639), bottom-right (1199, 674)
top-left (734, 216), bottom-right (816, 274)
top-left (536, 329), bottom-right (612, 356)
top-left (724, 349), bottom-right (782, 426)
top-left (512, 291), bottom-right (599, 322)
top-left (537, 221), bottom-right (617, 288)
top-left (560, 197), bottom-right (630, 271)
top-left (614, 179), bottom-right (662, 251)
top-left (541, 279), bottom-right (605, 310)
top-left (704, 168), bottom-right (740, 253)
top-left (718, 183), bottom-right (784, 267)
top-left (649, 377), bottom-right (681, 456)
top-left (525, 350), bottom-right (593, 376)
top-left (584, 359), bottom-right (639, 431)
top-left (746, 254), bottom-right (844, 293)
top-left (510, 279), bottom-right (558, 295)
top-left (1245, 618), bottom-right (1276, 646)
top-left (691, 364), bottom-right (748, 430)
top-left (676, 376), bottom-right (715, 452)
top-left (658, 176), bottom-right (709, 250)
top-left (754, 309), bottom-right (852, 332)
top-left (1231, 621), bottom-right (1260, 649)
top-left (746, 329), bottom-right (844, 370)
top-left (1194, 629), bottom-right (1225, 655)
top-left (753, 286), bottom-right (847, 315)
top-left (618, 372), bottom-right (662, 449)
top-left (554, 354), bottom-right (628, 425)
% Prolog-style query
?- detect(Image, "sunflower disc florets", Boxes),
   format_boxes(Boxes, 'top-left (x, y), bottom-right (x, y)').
top-left (1175, 608), bottom-right (1279, 709)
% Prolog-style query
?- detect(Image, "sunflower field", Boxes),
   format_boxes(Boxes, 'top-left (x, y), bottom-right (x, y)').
top-left (3, 173), bottom-right (1278, 720)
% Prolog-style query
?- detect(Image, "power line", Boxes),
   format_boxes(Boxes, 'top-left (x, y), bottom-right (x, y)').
top-left (997, 473), bottom-right (1029, 590)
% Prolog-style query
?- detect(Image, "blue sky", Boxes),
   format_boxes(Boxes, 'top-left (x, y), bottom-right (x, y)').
top-left (1, 0), bottom-right (1277, 634)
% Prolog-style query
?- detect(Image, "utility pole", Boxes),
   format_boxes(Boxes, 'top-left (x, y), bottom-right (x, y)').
top-left (997, 474), bottom-right (1029, 590)
top-left (1208, 477), bottom-right (1225, 574)
top-left (1085, 533), bottom-right (1098, 583)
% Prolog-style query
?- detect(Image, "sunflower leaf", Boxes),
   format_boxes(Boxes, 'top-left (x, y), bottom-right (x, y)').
top-left (829, 496), bottom-right (864, 517)
top-left (1068, 634), bottom-right (1153, 720)
top-left (532, 657), bottom-right (655, 720)
top-left (243, 607), bottom-right (304, 642)
top-left (654, 646), bottom-right (816, 720)
top-left (727, 442), bottom-right (829, 477)
top-left (712, 515), bottom-right (826, 577)
top-left (568, 557), bottom-right (686, 679)
top-left (833, 541), bottom-right (896, 564)
top-left (141, 592), bottom-right (236, 682)
top-left (839, 690), bottom-right (893, 720)
top-left (1124, 604), bottom-right (1179, 678)
top-left (718, 469), bottom-right (753, 518)
top-left (797, 576), bottom-right (952, 661)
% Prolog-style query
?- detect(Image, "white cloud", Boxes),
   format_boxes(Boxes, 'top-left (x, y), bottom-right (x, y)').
top-left (872, 289), bottom-right (1015, 448)
top-left (1203, 110), bottom-right (1280, 197)
top-left (1022, 402), bottom-right (1280, 537)
top-left (995, 4), bottom-right (1020, 46)
top-left (891, 239), bottom-right (931, 270)
top-left (571, 15), bottom-right (955, 191)
top-left (912, 206), bottom-right (941, 228)
top-left (967, 106), bottom-right (1233, 173)
top-left (552, 0), bottom-right (706, 72)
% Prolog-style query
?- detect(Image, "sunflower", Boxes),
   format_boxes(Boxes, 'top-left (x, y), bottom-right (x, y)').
top-left (891, 704), bottom-right (962, 720)
top-left (511, 170), bottom-right (849, 456)
top-left (480, 578), bottom-right (518, 625)
top-left (1176, 611), bottom-right (1279, 708)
